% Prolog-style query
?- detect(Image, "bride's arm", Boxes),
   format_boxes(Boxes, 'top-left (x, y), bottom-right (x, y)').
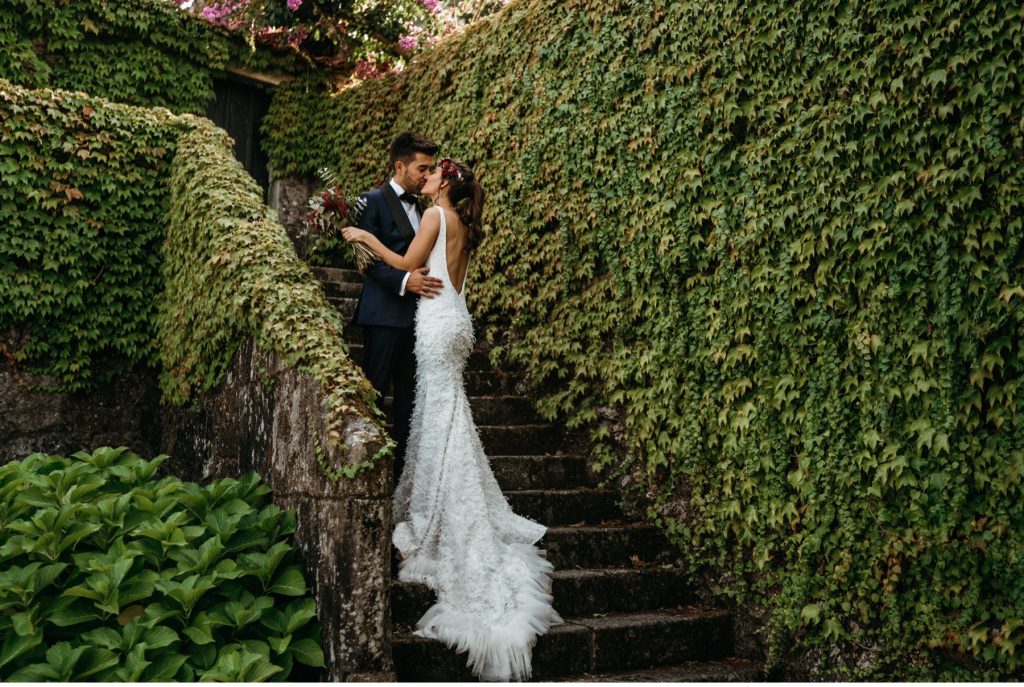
top-left (343, 208), bottom-right (441, 272)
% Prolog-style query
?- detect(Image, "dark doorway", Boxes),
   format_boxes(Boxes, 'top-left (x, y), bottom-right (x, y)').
top-left (206, 74), bottom-right (272, 198)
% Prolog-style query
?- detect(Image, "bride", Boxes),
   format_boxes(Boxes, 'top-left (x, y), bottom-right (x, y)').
top-left (342, 157), bottom-right (563, 681)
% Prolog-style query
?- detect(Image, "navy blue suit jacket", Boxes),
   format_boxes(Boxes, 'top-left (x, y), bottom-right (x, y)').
top-left (353, 184), bottom-right (421, 328)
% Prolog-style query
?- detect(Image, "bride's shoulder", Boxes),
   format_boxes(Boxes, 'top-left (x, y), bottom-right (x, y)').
top-left (426, 205), bottom-right (449, 226)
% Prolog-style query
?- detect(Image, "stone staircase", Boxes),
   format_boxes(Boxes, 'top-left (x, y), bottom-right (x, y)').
top-left (313, 266), bottom-right (761, 681)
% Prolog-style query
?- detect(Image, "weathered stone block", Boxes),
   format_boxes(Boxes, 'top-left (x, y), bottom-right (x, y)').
top-left (291, 497), bottom-right (393, 679)
top-left (269, 176), bottom-right (315, 259)
top-left (0, 363), bottom-right (162, 464)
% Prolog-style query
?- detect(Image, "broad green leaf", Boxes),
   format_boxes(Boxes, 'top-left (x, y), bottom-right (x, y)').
top-left (114, 644), bottom-right (150, 682)
top-left (268, 567), bottom-right (306, 596)
top-left (72, 647), bottom-right (120, 680)
top-left (10, 610), bottom-right (35, 637)
top-left (284, 598), bottom-right (318, 634)
top-left (81, 627), bottom-right (123, 651)
top-left (141, 652), bottom-right (189, 681)
top-left (267, 634), bottom-right (291, 655)
top-left (41, 597), bottom-right (96, 627)
top-left (0, 630), bottom-right (43, 671)
top-left (289, 638), bottom-right (325, 668)
top-left (7, 661), bottom-right (61, 682)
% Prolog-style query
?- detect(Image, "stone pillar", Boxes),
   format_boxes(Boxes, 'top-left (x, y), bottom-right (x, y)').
top-left (268, 176), bottom-right (316, 260)
top-left (160, 339), bottom-right (395, 680)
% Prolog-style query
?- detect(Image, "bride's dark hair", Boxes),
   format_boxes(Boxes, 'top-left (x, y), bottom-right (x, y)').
top-left (439, 158), bottom-right (485, 251)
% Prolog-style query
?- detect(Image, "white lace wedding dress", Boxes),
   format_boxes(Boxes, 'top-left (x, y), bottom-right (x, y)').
top-left (391, 207), bottom-right (563, 681)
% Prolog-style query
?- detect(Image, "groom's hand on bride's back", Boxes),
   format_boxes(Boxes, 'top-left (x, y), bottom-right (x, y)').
top-left (406, 267), bottom-right (442, 298)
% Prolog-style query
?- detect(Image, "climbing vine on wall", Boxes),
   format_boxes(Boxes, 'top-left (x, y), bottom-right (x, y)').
top-left (1, 80), bottom-right (387, 478)
top-left (160, 119), bottom-right (389, 477)
top-left (0, 79), bottom-right (184, 389)
top-left (0, 0), bottom-right (305, 115)
top-left (263, 0), bottom-right (1024, 677)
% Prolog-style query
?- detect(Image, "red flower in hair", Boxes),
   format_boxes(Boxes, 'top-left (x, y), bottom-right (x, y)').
top-left (439, 157), bottom-right (464, 183)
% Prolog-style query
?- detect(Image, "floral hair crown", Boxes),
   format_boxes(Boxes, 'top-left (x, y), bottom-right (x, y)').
top-left (438, 157), bottom-right (464, 183)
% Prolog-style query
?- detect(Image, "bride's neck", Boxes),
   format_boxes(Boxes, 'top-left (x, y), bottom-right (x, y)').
top-left (433, 196), bottom-right (455, 211)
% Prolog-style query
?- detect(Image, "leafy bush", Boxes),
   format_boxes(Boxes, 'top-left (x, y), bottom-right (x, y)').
top-left (263, 0), bottom-right (1024, 677)
top-left (0, 446), bottom-right (325, 681)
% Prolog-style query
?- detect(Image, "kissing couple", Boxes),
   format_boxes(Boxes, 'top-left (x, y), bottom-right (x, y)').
top-left (342, 132), bottom-right (562, 681)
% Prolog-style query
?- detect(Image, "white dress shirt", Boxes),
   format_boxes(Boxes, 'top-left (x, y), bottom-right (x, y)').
top-left (390, 177), bottom-right (421, 296)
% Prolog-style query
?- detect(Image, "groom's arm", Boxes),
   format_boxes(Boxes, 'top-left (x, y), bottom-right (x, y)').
top-left (359, 194), bottom-right (409, 295)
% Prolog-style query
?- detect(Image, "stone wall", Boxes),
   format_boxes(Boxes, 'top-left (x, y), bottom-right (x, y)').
top-left (160, 338), bottom-right (395, 681)
top-left (0, 363), bottom-right (162, 464)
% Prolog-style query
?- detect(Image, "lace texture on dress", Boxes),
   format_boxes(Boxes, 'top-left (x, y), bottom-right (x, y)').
top-left (391, 206), bottom-right (563, 681)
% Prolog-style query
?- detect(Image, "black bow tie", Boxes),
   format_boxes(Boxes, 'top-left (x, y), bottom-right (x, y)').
top-left (399, 192), bottom-right (419, 205)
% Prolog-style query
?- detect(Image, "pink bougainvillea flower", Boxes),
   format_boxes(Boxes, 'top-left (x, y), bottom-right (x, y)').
top-left (287, 0), bottom-right (302, 10)
top-left (397, 35), bottom-right (418, 53)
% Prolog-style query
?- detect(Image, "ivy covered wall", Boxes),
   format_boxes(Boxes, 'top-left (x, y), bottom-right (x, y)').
top-left (0, 79), bottom-right (183, 390)
top-left (0, 79), bottom-right (385, 478)
top-left (1, 76), bottom-right (393, 677)
top-left (0, 0), bottom-right (303, 115)
top-left (160, 118), bottom-right (388, 477)
top-left (263, 0), bottom-right (1024, 677)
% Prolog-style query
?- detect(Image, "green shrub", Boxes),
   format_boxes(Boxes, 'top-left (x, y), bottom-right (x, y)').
top-left (0, 446), bottom-right (325, 681)
top-left (263, 0), bottom-right (1024, 677)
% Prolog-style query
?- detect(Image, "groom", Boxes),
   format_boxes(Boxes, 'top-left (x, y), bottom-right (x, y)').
top-left (354, 132), bottom-right (443, 481)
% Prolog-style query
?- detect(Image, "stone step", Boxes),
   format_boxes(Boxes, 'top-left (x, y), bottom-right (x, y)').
top-left (542, 523), bottom-right (676, 569)
top-left (548, 657), bottom-right (763, 682)
top-left (327, 296), bottom-right (358, 321)
top-left (463, 369), bottom-right (518, 395)
top-left (343, 323), bottom-right (363, 344)
top-left (477, 424), bottom-right (569, 455)
top-left (380, 395), bottom-right (540, 425)
top-left (464, 395), bottom-right (542, 424)
top-left (345, 343), bottom-right (364, 367)
top-left (392, 566), bottom-right (695, 627)
top-left (351, 347), bottom-right (495, 375)
top-left (393, 617), bottom-right (591, 681)
top-left (506, 488), bottom-right (622, 525)
top-left (320, 279), bottom-right (363, 299)
top-left (391, 606), bottom-right (733, 680)
top-left (548, 566), bottom-right (694, 616)
top-left (490, 455), bottom-right (601, 491)
top-left (388, 521), bottom-right (674, 583)
top-left (311, 265), bottom-right (363, 284)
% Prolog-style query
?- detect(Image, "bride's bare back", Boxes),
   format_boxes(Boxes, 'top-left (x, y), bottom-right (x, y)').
top-left (440, 207), bottom-right (469, 295)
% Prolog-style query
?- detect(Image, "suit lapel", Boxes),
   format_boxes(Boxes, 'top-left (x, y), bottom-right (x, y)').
top-left (381, 183), bottom-right (416, 242)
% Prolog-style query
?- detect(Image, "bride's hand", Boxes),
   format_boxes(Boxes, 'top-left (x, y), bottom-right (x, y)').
top-left (341, 226), bottom-right (370, 244)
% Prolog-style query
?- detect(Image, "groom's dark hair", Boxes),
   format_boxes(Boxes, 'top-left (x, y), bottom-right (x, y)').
top-left (390, 132), bottom-right (438, 170)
